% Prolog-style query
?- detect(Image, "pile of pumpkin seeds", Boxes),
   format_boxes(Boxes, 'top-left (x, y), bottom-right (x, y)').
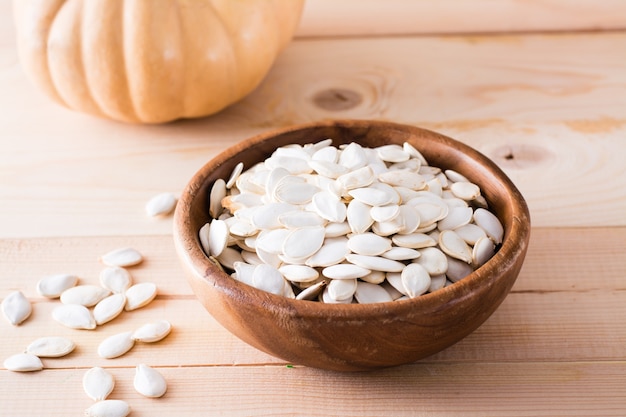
top-left (200, 140), bottom-right (504, 303)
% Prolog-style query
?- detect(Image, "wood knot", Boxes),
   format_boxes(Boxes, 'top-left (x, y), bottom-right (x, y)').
top-left (312, 88), bottom-right (362, 111)
top-left (491, 144), bottom-right (553, 169)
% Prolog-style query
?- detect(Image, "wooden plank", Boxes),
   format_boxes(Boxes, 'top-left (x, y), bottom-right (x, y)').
top-left (296, 0), bottom-right (626, 37)
top-left (2, 33), bottom-right (625, 236)
top-left (1, 362), bottom-right (625, 416)
top-left (2, 228), bottom-right (625, 367)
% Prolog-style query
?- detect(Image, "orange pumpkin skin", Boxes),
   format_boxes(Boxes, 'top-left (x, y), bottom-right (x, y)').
top-left (12, 0), bottom-right (304, 123)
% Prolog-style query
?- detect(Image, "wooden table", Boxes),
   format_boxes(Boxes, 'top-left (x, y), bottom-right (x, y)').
top-left (1, 1), bottom-right (625, 415)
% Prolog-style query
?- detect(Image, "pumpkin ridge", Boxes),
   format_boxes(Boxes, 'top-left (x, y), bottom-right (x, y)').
top-left (40, 0), bottom-right (72, 108)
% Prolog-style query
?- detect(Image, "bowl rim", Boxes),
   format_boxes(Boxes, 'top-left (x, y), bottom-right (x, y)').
top-left (173, 119), bottom-right (531, 320)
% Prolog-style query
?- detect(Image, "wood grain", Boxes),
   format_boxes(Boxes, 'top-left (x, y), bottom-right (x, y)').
top-left (1, 362), bottom-right (625, 417)
top-left (297, 0), bottom-right (626, 37)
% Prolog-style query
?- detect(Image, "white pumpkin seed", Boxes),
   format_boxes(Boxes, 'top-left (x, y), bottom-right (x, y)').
top-left (305, 236), bottom-right (349, 267)
top-left (473, 208), bottom-right (504, 244)
top-left (429, 274), bottom-right (447, 292)
top-left (132, 320), bottom-right (172, 343)
top-left (124, 282), bottom-right (157, 311)
top-left (295, 279), bottom-right (328, 301)
top-left (278, 265), bottom-right (319, 283)
top-left (282, 227), bottom-right (326, 259)
top-left (134, 364), bottom-right (167, 398)
top-left (278, 210), bottom-right (326, 228)
top-left (226, 162), bottom-right (244, 189)
top-left (52, 304), bottom-right (96, 330)
top-left (26, 336), bottom-right (75, 358)
top-left (255, 247), bottom-right (282, 268)
top-left (3, 353), bottom-right (43, 372)
top-left (347, 233), bottom-right (392, 256)
top-left (338, 142), bottom-right (368, 170)
top-left (346, 199), bottom-right (374, 234)
top-left (395, 204), bottom-right (420, 234)
top-left (381, 246), bottom-right (421, 261)
top-left (311, 191), bottom-right (347, 222)
top-left (444, 169), bottom-right (469, 183)
top-left (450, 181), bottom-right (481, 201)
top-left (308, 160), bottom-right (349, 179)
top-left (415, 247), bottom-right (448, 275)
top-left (354, 281), bottom-right (393, 304)
top-left (327, 278), bottom-right (358, 301)
top-left (251, 264), bottom-right (286, 295)
top-left (228, 218), bottom-right (258, 237)
top-left (376, 144), bottom-right (410, 163)
top-left (198, 222), bottom-right (211, 256)
top-left (437, 206), bottom-right (473, 231)
top-left (454, 223), bottom-right (487, 245)
top-left (233, 262), bottom-right (256, 286)
top-left (322, 264), bottom-right (371, 280)
top-left (370, 204), bottom-right (400, 223)
top-left (324, 221), bottom-right (351, 238)
top-left (208, 219), bottom-right (229, 257)
top-left (446, 255), bottom-right (475, 282)
top-left (311, 144), bottom-right (338, 162)
top-left (83, 367), bottom-right (115, 401)
top-left (473, 236), bottom-right (496, 266)
top-left (321, 287), bottom-right (353, 304)
top-left (251, 203), bottom-right (298, 229)
top-left (360, 270), bottom-right (387, 284)
top-left (391, 233), bottom-right (436, 249)
top-left (378, 169), bottom-right (425, 190)
top-left (209, 178), bottom-right (227, 218)
top-left (85, 400), bottom-right (130, 417)
top-left (336, 166), bottom-right (375, 191)
top-left (99, 267), bottom-right (132, 294)
top-left (348, 187), bottom-right (394, 207)
top-left (145, 192), bottom-right (177, 217)
top-left (94, 293), bottom-right (127, 325)
top-left (60, 285), bottom-right (110, 307)
top-left (345, 254), bottom-right (405, 272)
top-left (98, 331), bottom-right (135, 359)
top-left (385, 272), bottom-right (407, 296)
top-left (216, 247), bottom-right (244, 270)
top-left (255, 229), bottom-right (291, 254)
top-left (381, 280), bottom-right (405, 300)
top-left (274, 180), bottom-right (318, 205)
top-left (1, 290), bottom-right (31, 325)
top-left (439, 230), bottom-right (473, 264)
top-left (401, 263), bottom-right (431, 298)
top-left (100, 247), bottom-right (143, 267)
top-left (36, 273), bottom-right (78, 298)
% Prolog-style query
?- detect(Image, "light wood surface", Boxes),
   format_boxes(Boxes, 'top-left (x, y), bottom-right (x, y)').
top-left (1, 1), bottom-right (625, 415)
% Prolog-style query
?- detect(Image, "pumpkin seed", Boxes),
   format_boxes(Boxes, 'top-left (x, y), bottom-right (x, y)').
top-left (378, 169), bottom-right (425, 190)
top-left (208, 219), bottom-right (229, 257)
top-left (370, 204), bottom-right (400, 223)
top-left (83, 366), bottom-right (115, 401)
top-left (415, 247), bottom-right (448, 275)
top-left (381, 246), bottom-right (421, 260)
top-left (338, 142), bottom-right (368, 170)
top-left (429, 274), bottom-right (447, 292)
top-left (252, 264), bottom-right (286, 295)
top-left (346, 199), bottom-right (374, 234)
top-left (94, 293), bottom-right (127, 325)
top-left (385, 272), bottom-right (407, 296)
top-left (226, 162), bottom-right (244, 189)
top-left (322, 263), bottom-right (371, 280)
top-left (345, 254), bottom-right (405, 272)
top-left (251, 203), bottom-right (298, 229)
top-left (295, 279), bottom-right (328, 301)
top-left (256, 228), bottom-right (291, 254)
top-left (100, 247), bottom-right (143, 267)
top-left (327, 278), bottom-right (358, 301)
top-left (403, 142), bottom-right (428, 164)
top-left (198, 222), bottom-right (211, 256)
top-left (36, 273), bottom-right (78, 298)
top-left (321, 287), bottom-right (353, 304)
top-left (376, 144), bottom-right (410, 163)
top-left (454, 223), bottom-right (487, 245)
top-left (354, 281), bottom-right (393, 304)
top-left (132, 320), bottom-right (172, 343)
top-left (324, 221), bottom-right (351, 237)
top-left (134, 364), bottom-right (167, 398)
top-left (446, 255), bottom-right (475, 282)
top-left (401, 263), bottom-right (431, 298)
top-left (278, 210), bottom-right (326, 228)
top-left (97, 331), bottom-right (135, 359)
top-left (85, 400), bottom-right (130, 417)
top-left (274, 180), bottom-right (318, 205)
top-left (439, 230), bottom-right (473, 264)
top-left (347, 233), bottom-right (392, 256)
top-left (60, 285), bottom-right (110, 307)
top-left (474, 208), bottom-right (504, 244)
top-left (145, 192), bottom-right (177, 217)
top-left (216, 246), bottom-right (244, 270)
top-left (99, 267), bottom-right (132, 294)
top-left (278, 265), bottom-right (319, 283)
top-left (348, 186), bottom-right (394, 207)
top-left (450, 181), bottom-right (481, 201)
top-left (311, 144), bottom-right (338, 162)
top-left (336, 166), bottom-right (375, 190)
top-left (473, 236), bottom-right (496, 266)
top-left (311, 191), bottom-right (347, 222)
top-left (437, 206), bottom-right (473, 231)
top-left (444, 169), bottom-right (469, 183)
top-left (1, 290), bottom-right (31, 325)
top-left (209, 179), bottom-right (227, 219)
top-left (233, 262), bottom-right (256, 286)
top-left (283, 227), bottom-right (325, 259)
top-left (124, 282), bottom-right (157, 311)
top-left (305, 236), bottom-right (349, 267)
top-left (26, 336), bottom-right (75, 358)
top-left (392, 233), bottom-right (436, 249)
top-left (3, 353), bottom-right (43, 372)
top-left (308, 160), bottom-right (349, 179)
top-left (52, 304), bottom-right (96, 330)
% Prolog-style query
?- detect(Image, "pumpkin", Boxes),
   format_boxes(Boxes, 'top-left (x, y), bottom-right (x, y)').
top-left (12, 0), bottom-right (305, 123)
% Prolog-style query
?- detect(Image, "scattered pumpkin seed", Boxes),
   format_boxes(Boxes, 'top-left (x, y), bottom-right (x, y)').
top-left (36, 273), bottom-right (78, 298)
top-left (1, 290), bottom-right (32, 325)
top-left (60, 285), bottom-right (110, 307)
top-left (52, 304), bottom-right (96, 330)
top-left (26, 336), bottom-right (75, 358)
top-left (134, 364), bottom-right (167, 398)
top-left (3, 352), bottom-right (43, 372)
top-left (145, 192), bottom-right (177, 217)
top-left (100, 247), bottom-right (143, 267)
top-left (132, 320), bottom-right (172, 343)
top-left (124, 282), bottom-right (157, 311)
top-left (97, 331), bottom-right (135, 359)
top-left (83, 366), bottom-right (115, 401)
top-left (84, 400), bottom-right (130, 417)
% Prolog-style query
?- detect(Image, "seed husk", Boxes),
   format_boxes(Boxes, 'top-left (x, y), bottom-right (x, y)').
top-left (145, 192), bottom-right (177, 217)
top-left (60, 285), bottom-right (110, 307)
top-left (84, 400), bottom-right (130, 417)
top-left (1, 290), bottom-right (32, 326)
top-left (99, 266), bottom-right (132, 294)
top-left (36, 273), bottom-right (78, 298)
top-left (100, 247), bottom-right (143, 267)
top-left (134, 364), bottom-right (167, 398)
top-left (52, 304), bottom-right (96, 330)
top-left (132, 320), bottom-right (172, 343)
top-left (94, 293), bottom-right (127, 325)
top-left (3, 353), bottom-right (43, 372)
top-left (83, 366), bottom-right (115, 401)
top-left (124, 282), bottom-right (157, 311)
top-left (98, 331), bottom-right (135, 359)
top-left (26, 336), bottom-right (75, 358)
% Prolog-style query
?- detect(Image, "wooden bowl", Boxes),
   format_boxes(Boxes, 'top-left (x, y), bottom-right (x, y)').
top-left (173, 120), bottom-right (531, 372)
